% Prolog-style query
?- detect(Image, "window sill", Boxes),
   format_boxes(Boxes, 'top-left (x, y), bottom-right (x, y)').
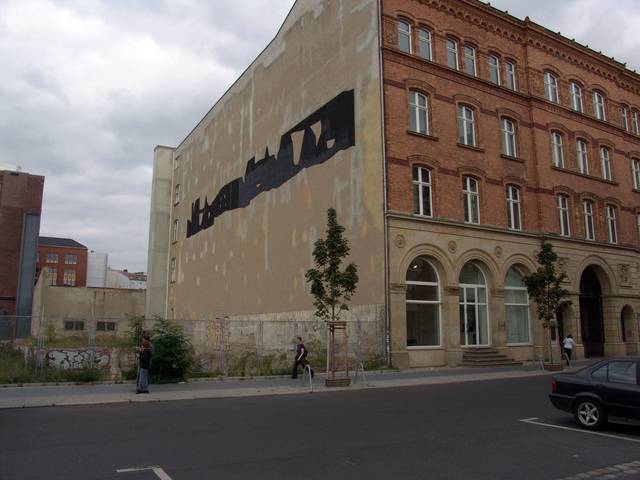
top-left (550, 166), bottom-right (620, 185)
top-left (506, 343), bottom-right (533, 347)
top-left (457, 143), bottom-right (485, 153)
top-left (406, 345), bottom-right (444, 350)
top-left (407, 130), bottom-right (439, 142)
top-left (412, 213), bottom-right (433, 219)
top-left (501, 154), bottom-right (524, 163)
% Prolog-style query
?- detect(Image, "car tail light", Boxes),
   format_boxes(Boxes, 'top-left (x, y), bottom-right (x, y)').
top-left (551, 380), bottom-right (557, 393)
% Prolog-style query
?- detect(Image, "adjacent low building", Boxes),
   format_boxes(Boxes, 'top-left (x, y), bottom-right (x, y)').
top-left (146, 0), bottom-right (640, 368)
top-left (36, 237), bottom-right (88, 288)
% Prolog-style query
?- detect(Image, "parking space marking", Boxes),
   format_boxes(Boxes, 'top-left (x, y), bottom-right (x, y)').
top-left (116, 465), bottom-right (173, 479)
top-left (520, 417), bottom-right (640, 443)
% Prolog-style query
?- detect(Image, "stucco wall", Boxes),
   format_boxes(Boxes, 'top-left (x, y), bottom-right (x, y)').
top-left (164, 0), bottom-right (385, 321)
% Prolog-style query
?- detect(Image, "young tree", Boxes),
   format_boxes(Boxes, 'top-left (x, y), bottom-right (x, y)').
top-left (523, 241), bottom-right (572, 366)
top-left (305, 208), bottom-right (359, 322)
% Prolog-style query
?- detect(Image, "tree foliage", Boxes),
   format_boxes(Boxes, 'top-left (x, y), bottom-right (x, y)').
top-left (305, 208), bottom-right (359, 322)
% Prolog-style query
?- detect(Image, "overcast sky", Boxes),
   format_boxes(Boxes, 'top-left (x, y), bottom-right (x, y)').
top-left (1, 0), bottom-right (638, 272)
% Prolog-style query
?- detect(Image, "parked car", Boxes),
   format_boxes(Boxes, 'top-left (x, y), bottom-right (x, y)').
top-left (549, 357), bottom-right (640, 430)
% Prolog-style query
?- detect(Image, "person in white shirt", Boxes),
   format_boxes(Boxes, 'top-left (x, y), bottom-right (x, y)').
top-left (562, 334), bottom-right (574, 365)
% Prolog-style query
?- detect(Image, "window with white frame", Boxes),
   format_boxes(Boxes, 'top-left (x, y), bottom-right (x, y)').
top-left (63, 269), bottom-right (76, 287)
top-left (505, 61), bottom-right (516, 90)
top-left (594, 91), bottom-right (606, 121)
top-left (569, 82), bottom-right (583, 112)
top-left (47, 267), bottom-right (57, 286)
top-left (583, 200), bottom-right (595, 241)
top-left (397, 20), bottom-right (411, 53)
top-left (463, 45), bottom-right (477, 76)
top-left (170, 257), bottom-right (176, 283)
top-left (408, 91), bottom-right (429, 135)
top-left (557, 195), bottom-right (571, 236)
top-left (505, 267), bottom-right (530, 344)
top-left (46, 253), bottom-right (58, 264)
top-left (488, 55), bottom-right (500, 85)
top-left (458, 105), bottom-right (475, 146)
top-left (406, 257), bottom-right (441, 347)
top-left (418, 28), bottom-right (432, 60)
top-left (174, 184), bottom-right (181, 205)
top-left (544, 72), bottom-right (559, 103)
top-left (577, 139), bottom-right (589, 175)
top-left (551, 132), bottom-right (565, 168)
top-left (637, 214), bottom-right (640, 243)
top-left (172, 219), bottom-right (180, 243)
top-left (501, 118), bottom-right (517, 157)
top-left (621, 106), bottom-right (629, 131)
top-left (412, 166), bottom-right (432, 217)
top-left (632, 159), bottom-right (640, 190)
top-left (633, 111), bottom-right (640, 135)
top-left (600, 147), bottom-right (612, 181)
top-left (446, 38), bottom-right (459, 69)
top-left (606, 205), bottom-right (618, 244)
top-left (506, 185), bottom-right (521, 231)
top-left (64, 254), bottom-right (77, 265)
top-left (463, 176), bottom-right (480, 224)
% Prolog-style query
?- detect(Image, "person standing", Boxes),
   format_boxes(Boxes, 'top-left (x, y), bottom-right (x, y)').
top-left (291, 337), bottom-right (312, 379)
top-left (136, 338), bottom-right (152, 393)
top-left (562, 334), bottom-right (574, 365)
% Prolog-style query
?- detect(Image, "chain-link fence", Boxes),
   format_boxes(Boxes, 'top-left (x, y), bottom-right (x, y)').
top-left (0, 311), bottom-right (386, 382)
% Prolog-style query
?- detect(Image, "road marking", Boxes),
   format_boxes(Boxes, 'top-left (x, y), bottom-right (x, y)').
top-left (116, 465), bottom-right (173, 479)
top-left (520, 417), bottom-right (640, 443)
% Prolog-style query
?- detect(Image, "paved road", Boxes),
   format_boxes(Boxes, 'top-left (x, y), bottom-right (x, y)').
top-left (1, 375), bottom-right (639, 480)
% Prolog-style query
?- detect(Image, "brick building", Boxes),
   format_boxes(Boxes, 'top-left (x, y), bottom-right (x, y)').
top-left (147, 0), bottom-right (640, 368)
top-left (0, 167), bottom-right (44, 334)
top-left (37, 237), bottom-right (88, 288)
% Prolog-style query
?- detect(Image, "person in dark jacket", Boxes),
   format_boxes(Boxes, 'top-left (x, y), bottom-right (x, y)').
top-left (136, 338), bottom-right (152, 394)
top-left (291, 337), bottom-right (313, 379)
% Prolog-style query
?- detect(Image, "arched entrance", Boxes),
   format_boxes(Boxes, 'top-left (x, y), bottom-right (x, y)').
top-left (459, 263), bottom-right (489, 346)
top-left (579, 267), bottom-right (604, 357)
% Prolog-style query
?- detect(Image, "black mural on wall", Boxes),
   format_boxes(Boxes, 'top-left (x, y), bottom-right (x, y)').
top-left (186, 89), bottom-right (356, 238)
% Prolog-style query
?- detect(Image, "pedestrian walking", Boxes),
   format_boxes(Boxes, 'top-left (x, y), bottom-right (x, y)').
top-left (291, 336), bottom-right (313, 379)
top-left (136, 337), bottom-right (152, 394)
top-left (562, 333), bottom-right (574, 365)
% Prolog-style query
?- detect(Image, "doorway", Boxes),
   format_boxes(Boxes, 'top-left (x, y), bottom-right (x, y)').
top-left (579, 267), bottom-right (604, 357)
top-left (459, 263), bottom-right (489, 346)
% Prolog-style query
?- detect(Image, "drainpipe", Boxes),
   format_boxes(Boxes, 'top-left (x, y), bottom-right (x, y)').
top-left (376, 0), bottom-right (391, 367)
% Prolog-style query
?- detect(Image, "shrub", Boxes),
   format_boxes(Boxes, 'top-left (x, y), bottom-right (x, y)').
top-left (149, 318), bottom-right (194, 383)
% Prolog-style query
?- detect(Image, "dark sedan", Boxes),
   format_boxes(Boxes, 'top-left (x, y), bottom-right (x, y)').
top-left (549, 357), bottom-right (640, 429)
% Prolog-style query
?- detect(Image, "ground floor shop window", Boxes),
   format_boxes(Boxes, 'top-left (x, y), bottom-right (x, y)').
top-left (406, 256), bottom-right (440, 346)
top-left (505, 267), bottom-right (530, 344)
top-left (459, 262), bottom-right (489, 346)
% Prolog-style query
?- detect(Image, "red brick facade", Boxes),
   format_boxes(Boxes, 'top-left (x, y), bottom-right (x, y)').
top-left (36, 244), bottom-right (88, 288)
top-left (0, 170), bottom-right (44, 314)
top-left (382, 0), bottom-right (640, 242)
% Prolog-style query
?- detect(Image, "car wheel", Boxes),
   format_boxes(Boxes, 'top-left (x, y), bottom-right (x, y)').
top-left (574, 398), bottom-right (606, 430)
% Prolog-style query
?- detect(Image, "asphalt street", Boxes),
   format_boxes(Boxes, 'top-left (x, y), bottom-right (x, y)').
top-left (1, 375), bottom-right (639, 480)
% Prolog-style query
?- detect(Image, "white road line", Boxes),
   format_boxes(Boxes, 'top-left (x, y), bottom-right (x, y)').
top-left (116, 465), bottom-right (174, 479)
top-left (520, 417), bottom-right (640, 443)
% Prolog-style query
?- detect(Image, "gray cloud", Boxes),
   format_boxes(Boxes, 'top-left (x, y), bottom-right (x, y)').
top-left (1, 0), bottom-right (638, 272)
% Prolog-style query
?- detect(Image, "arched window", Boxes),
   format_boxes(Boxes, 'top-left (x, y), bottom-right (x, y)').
top-left (408, 91), bottom-right (429, 135)
top-left (458, 105), bottom-right (476, 146)
top-left (633, 110), bottom-right (640, 135)
top-left (505, 267), bottom-right (530, 344)
top-left (583, 200), bottom-right (595, 240)
top-left (506, 185), bottom-right (521, 231)
top-left (488, 55), bottom-right (500, 85)
top-left (557, 194), bottom-right (571, 236)
top-left (620, 105), bottom-right (629, 131)
top-left (418, 28), bottom-right (432, 60)
top-left (551, 131), bottom-right (565, 168)
top-left (397, 19), bottom-right (411, 53)
top-left (606, 205), bottom-right (618, 244)
top-left (459, 263), bottom-right (489, 346)
top-left (505, 61), bottom-right (517, 90)
top-left (544, 72), bottom-right (559, 103)
top-left (632, 159), bottom-right (640, 190)
top-left (600, 147), bottom-right (612, 181)
top-left (446, 38), bottom-right (459, 70)
top-left (412, 166), bottom-right (432, 217)
top-left (577, 139), bottom-right (589, 175)
top-left (569, 82), bottom-right (583, 112)
top-left (462, 176), bottom-right (480, 224)
top-left (501, 118), bottom-right (517, 157)
top-left (406, 257), bottom-right (441, 346)
top-left (593, 91), bottom-right (606, 121)
top-left (463, 44), bottom-right (477, 76)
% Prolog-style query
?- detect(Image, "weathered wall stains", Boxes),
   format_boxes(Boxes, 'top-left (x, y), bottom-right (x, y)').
top-left (187, 90), bottom-right (356, 238)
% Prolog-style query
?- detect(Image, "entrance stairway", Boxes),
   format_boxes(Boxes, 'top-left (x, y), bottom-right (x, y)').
top-left (461, 347), bottom-right (522, 367)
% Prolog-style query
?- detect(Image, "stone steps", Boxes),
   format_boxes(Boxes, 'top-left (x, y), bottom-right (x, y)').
top-left (461, 348), bottom-right (522, 367)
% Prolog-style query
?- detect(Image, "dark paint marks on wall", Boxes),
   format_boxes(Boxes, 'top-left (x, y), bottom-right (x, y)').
top-left (186, 90), bottom-right (356, 238)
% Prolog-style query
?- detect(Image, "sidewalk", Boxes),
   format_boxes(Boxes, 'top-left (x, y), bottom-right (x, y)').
top-left (0, 360), bottom-right (592, 410)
